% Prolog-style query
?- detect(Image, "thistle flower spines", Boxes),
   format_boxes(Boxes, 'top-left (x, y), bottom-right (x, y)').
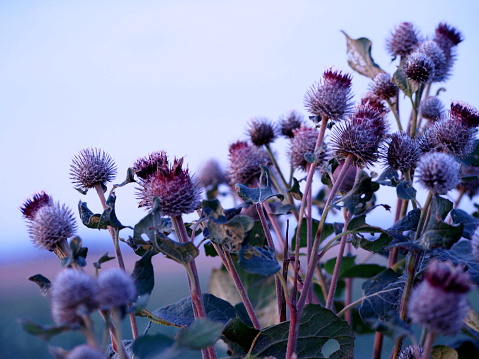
top-left (70, 148), bottom-right (117, 191)
top-left (247, 117), bottom-right (276, 146)
top-left (417, 40), bottom-right (448, 82)
top-left (387, 22), bottom-right (420, 58)
top-left (398, 346), bottom-right (424, 359)
top-left (369, 73), bottom-right (398, 100)
top-left (403, 51), bottom-right (435, 83)
top-left (289, 126), bottom-right (324, 171)
top-left (435, 23), bottom-right (463, 47)
top-left (382, 132), bottom-right (420, 173)
top-left (279, 110), bottom-right (304, 138)
top-left (20, 191), bottom-right (53, 220)
top-left (198, 158), bottom-right (226, 188)
top-left (132, 151), bottom-right (168, 180)
top-left (450, 101), bottom-right (479, 128)
top-left (416, 152), bottom-right (461, 195)
top-left (97, 268), bottom-right (137, 310)
top-left (227, 140), bottom-right (271, 186)
top-left (419, 96), bottom-right (444, 122)
top-left (424, 260), bottom-right (470, 294)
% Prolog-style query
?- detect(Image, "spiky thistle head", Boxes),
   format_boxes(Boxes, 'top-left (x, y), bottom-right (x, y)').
top-left (433, 23), bottom-right (462, 80)
top-left (415, 152), bottom-right (461, 195)
top-left (416, 40), bottom-right (448, 82)
top-left (450, 101), bottom-right (479, 128)
top-left (369, 73), bottom-right (398, 100)
top-left (419, 96), bottom-right (444, 122)
top-left (382, 132), bottom-right (420, 173)
top-left (97, 268), bottom-right (137, 313)
top-left (198, 158), bottom-right (226, 188)
top-left (408, 259), bottom-right (470, 334)
top-left (386, 22), bottom-right (420, 58)
top-left (304, 69), bottom-right (353, 121)
top-left (403, 51), bottom-right (435, 84)
top-left (136, 155), bottom-right (202, 216)
top-left (289, 126), bottom-right (326, 171)
top-left (70, 148), bottom-right (117, 192)
top-left (397, 346), bottom-right (424, 359)
top-left (132, 151), bottom-right (168, 181)
top-left (227, 140), bottom-right (271, 186)
top-left (50, 269), bottom-right (98, 326)
top-left (278, 110), bottom-right (304, 138)
top-left (21, 193), bottom-right (77, 251)
top-left (67, 345), bottom-right (105, 359)
top-left (247, 117), bottom-right (276, 146)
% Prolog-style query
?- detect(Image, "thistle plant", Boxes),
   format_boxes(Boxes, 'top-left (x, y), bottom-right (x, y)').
top-left (20, 20), bottom-right (479, 359)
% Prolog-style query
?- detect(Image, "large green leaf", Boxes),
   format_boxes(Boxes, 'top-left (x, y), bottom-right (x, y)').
top-left (392, 66), bottom-right (418, 97)
top-left (342, 31), bottom-right (384, 79)
top-left (236, 166), bottom-right (284, 204)
top-left (248, 304), bottom-right (355, 359)
top-left (450, 209), bottom-right (479, 239)
top-left (293, 220), bottom-right (342, 249)
top-left (323, 256), bottom-right (385, 279)
top-left (222, 317), bottom-right (260, 353)
top-left (132, 250), bottom-right (155, 296)
top-left (99, 192), bottom-right (125, 229)
top-left (155, 233), bottom-right (199, 265)
top-left (431, 345), bottom-right (458, 359)
top-left (238, 245), bottom-right (281, 276)
top-left (341, 172), bottom-right (379, 215)
top-left (419, 222), bottom-right (463, 250)
top-left (176, 318), bottom-right (223, 350)
top-left (78, 200), bottom-right (103, 229)
top-left (28, 274), bottom-right (51, 296)
top-left (19, 319), bottom-right (70, 342)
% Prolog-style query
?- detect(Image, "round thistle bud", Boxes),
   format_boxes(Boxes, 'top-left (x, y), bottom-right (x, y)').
top-left (67, 345), bottom-right (104, 359)
top-left (50, 269), bottom-right (98, 326)
top-left (403, 52), bottom-right (435, 84)
top-left (26, 202), bottom-right (77, 251)
top-left (417, 40), bottom-right (448, 82)
top-left (369, 73), bottom-right (398, 100)
top-left (330, 104), bottom-right (387, 167)
top-left (136, 156), bottom-right (202, 216)
top-left (247, 117), bottom-right (276, 146)
top-left (419, 96), bottom-right (444, 122)
top-left (97, 268), bottom-right (137, 311)
top-left (386, 22), bottom-right (420, 58)
top-left (408, 260), bottom-right (470, 334)
top-left (20, 191), bottom-right (53, 220)
top-left (416, 152), bottom-right (460, 195)
top-left (227, 141), bottom-right (271, 186)
top-left (382, 132), bottom-right (420, 173)
top-left (304, 69), bottom-right (353, 121)
top-left (198, 158), bottom-right (226, 188)
top-left (70, 148), bottom-right (117, 192)
top-left (279, 110), bottom-right (304, 138)
top-left (132, 151), bottom-right (168, 181)
top-left (435, 22), bottom-right (463, 49)
top-left (360, 93), bottom-right (389, 118)
top-left (424, 116), bottom-right (476, 158)
top-left (289, 126), bottom-right (326, 171)
top-left (398, 346), bottom-right (424, 359)
top-left (450, 101), bottom-right (479, 128)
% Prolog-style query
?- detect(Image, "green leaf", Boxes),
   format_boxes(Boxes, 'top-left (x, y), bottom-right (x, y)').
top-left (425, 195), bottom-right (453, 231)
top-left (238, 245), bottom-right (281, 276)
top-left (351, 232), bottom-right (393, 253)
top-left (431, 345), bottom-right (459, 359)
top-left (19, 319), bottom-right (70, 341)
top-left (248, 304), bottom-right (355, 358)
top-left (113, 167), bottom-right (136, 188)
top-left (419, 222), bottom-right (463, 249)
top-left (78, 201), bottom-right (103, 229)
top-left (132, 333), bottom-right (176, 359)
top-left (99, 192), bottom-right (125, 229)
top-left (396, 180), bottom-right (417, 201)
top-left (457, 139), bottom-right (479, 167)
top-left (392, 66), bottom-right (418, 97)
top-left (464, 308), bottom-right (479, 333)
top-left (341, 31), bottom-right (384, 79)
top-left (176, 318), bottom-right (223, 350)
top-left (222, 317), bottom-right (260, 353)
top-left (288, 177), bottom-right (303, 200)
top-left (245, 220), bottom-right (266, 247)
top-left (132, 250), bottom-right (155, 296)
top-left (28, 274), bottom-right (51, 296)
top-left (152, 293), bottom-right (239, 328)
top-left (388, 209), bottom-right (421, 232)
top-left (61, 236), bottom-right (88, 268)
top-left (235, 166), bottom-right (284, 204)
top-left (93, 252), bottom-right (115, 269)
top-left (341, 171), bottom-right (379, 215)
top-left (323, 256), bottom-right (385, 279)
top-left (136, 308), bottom-right (182, 327)
top-left (293, 220), bottom-right (341, 248)
top-left (155, 233), bottom-right (199, 265)
top-left (450, 209), bottom-right (479, 239)
top-left (207, 215), bottom-right (254, 253)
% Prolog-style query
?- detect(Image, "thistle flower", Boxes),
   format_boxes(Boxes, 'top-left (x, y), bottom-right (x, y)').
top-left (408, 260), bottom-right (470, 334)
top-left (330, 103), bottom-right (388, 167)
top-left (417, 40), bottom-right (448, 82)
top-left (227, 140), bottom-right (271, 186)
top-left (67, 345), bottom-right (104, 359)
top-left (398, 346), bottom-right (424, 359)
top-left (50, 269), bottom-right (98, 326)
top-left (278, 110), bottom-right (304, 138)
top-left (289, 126), bottom-right (326, 171)
top-left (382, 132), bottom-right (420, 173)
top-left (97, 268), bottom-right (137, 312)
top-left (304, 69), bottom-right (353, 121)
top-left (369, 73), bottom-right (398, 100)
top-left (403, 52), bottom-right (435, 84)
top-left (386, 22), bottom-right (420, 58)
top-left (22, 196), bottom-right (77, 251)
top-left (132, 150), bottom-right (168, 181)
top-left (450, 101), bottom-right (479, 128)
top-left (415, 152), bottom-right (460, 195)
top-left (419, 96), bottom-right (444, 122)
top-left (70, 148), bottom-right (117, 192)
top-left (136, 155), bottom-right (202, 216)
top-left (198, 158), bottom-right (226, 188)
top-left (433, 23), bottom-right (462, 80)
top-left (360, 93), bottom-right (389, 118)
top-left (247, 117), bottom-right (276, 146)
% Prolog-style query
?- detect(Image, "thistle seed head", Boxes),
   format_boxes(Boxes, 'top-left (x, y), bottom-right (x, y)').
top-left (416, 152), bottom-right (460, 195)
top-left (419, 96), bottom-right (444, 122)
top-left (67, 345), bottom-right (105, 359)
top-left (289, 126), bottom-right (326, 171)
top-left (408, 260), bottom-right (470, 334)
top-left (50, 269), bottom-right (98, 326)
top-left (136, 156), bottom-right (202, 216)
top-left (247, 117), bottom-right (276, 146)
top-left (382, 132), bottom-right (420, 173)
top-left (132, 151), bottom-right (168, 181)
top-left (450, 101), bottom-right (479, 128)
top-left (70, 148), bottom-right (117, 191)
top-left (278, 110), bottom-right (304, 138)
top-left (227, 140), bottom-right (271, 186)
top-left (20, 191), bottom-right (53, 220)
top-left (97, 268), bottom-right (137, 311)
top-left (417, 40), bottom-right (448, 82)
top-left (198, 158), bottom-right (226, 188)
top-left (26, 202), bottom-right (77, 251)
top-left (304, 69), bottom-right (353, 121)
top-left (398, 346), bottom-right (424, 359)
top-left (386, 22), bottom-right (420, 58)
top-left (403, 52), bottom-right (435, 84)
top-left (369, 73), bottom-right (398, 100)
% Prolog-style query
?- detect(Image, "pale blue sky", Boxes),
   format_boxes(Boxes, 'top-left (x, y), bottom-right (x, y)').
top-left (1, 0), bottom-right (478, 258)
